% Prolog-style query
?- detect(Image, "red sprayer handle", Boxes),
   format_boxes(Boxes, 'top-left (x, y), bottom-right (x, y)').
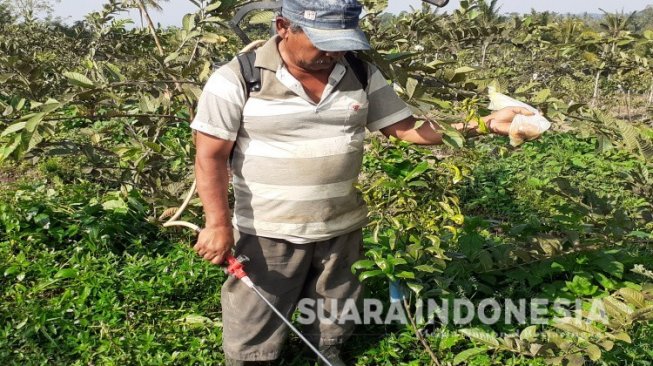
top-left (223, 254), bottom-right (254, 288)
top-left (225, 254), bottom-right (248, 279)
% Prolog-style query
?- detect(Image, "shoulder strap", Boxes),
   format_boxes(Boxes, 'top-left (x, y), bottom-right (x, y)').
top-left (236, 50), bottom-right (368, 98)
top-left (236, 51), bottom-right (261, 98)
top-left (231, 50), bottom-right (367, 164)
top-left (345, 52), bottom-right (368, 91)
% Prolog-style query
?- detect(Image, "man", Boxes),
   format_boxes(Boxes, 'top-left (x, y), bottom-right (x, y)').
top-left (190, 0), bottom-right (533, 364)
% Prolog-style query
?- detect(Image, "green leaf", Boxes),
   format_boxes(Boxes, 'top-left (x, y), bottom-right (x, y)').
top-left (419, 96), bottom-right (452, 109)
top-left (54, 268), bottom-right (78, 279)
top-left (565, 275), bottom-right (598, 296)
top-left (406, 77), bottom-right (418, 100)
top-left (565, 354), bottom-right (584, 366)
top-left (533, 89), bottom-right (551, 103)
top-left (529, 343), bottom-right (543, 356)
top-left (406, 282), bottom-right (424, 295)
top-left (600, 340), bottom-right (614, 351)
top-left (1, 135), bottom-right (22, 161)
top-left (201, 32), bottom-right (228, 44)
top-left (403, 161), bottom-right (429, 181)
top-left (249, 11), bottom-right (275, 25)
top-left (4, 266), bottom-right (20, 276)
top-left (1, 122), bottom-right (27, 137)
top-left (40, 100), bottom-right (62, 114)
top-left (520, 325), bottom-right (538, 342)
top-left (359, 270), bottom-right (384, 282)
top-left (15, 318), bottom-right (28, 330)
top-left (183, 14), bottom-right (196, 31)
top-left (63, 72), bottom-right (95, 89)
top-left (586, 343), bottom-right (601, 361)
top-left (164, 52), bottom-right (179, 64)
top-left (0, 73), bottom-right (15, 83)
top-left (351, 260), bottom-right (375, 271)
top-left (603, 296), bottom-right (633, 320)
top-left (454, 66), bottom-right (477, 74)
top-left (442, 130), bottom-right (464, 148)
top-left (139, 95), bottom-right (155, 113)
top-left (396, 271), bottom-right (416, 279)
top-left (176, 314), bottom-right (220, 327)
top-left (478, 251), bottom-right (493, 271)
top-left (460, 328), bottom-right (500, 347)
top-left (414, 265), bottom-right (440, 273)
top-left (102, 199), bottom-right (128, 214)
top-left (612, 331), bottom-right (632, 343)
top-left (618, 288), bottom-right (646, 308)
top-left (104, 63), bottom-right (125, 81)
top-left (643, 30), bottom-right (653, 40)
top-left (362, 0), bottom-right (389, 14)
top-left (13, 98), bottom-right (26, 111)
top-left (594, 272), bottom-right (616, 290)
top-left (453, 347), bottom-right (488, 365)
top-left (2, 105), bottom-right (13, 116)
top-left (183, 85), bottom-right (203, 100)
top-left (202, 16), bottom-right (227, 24)
top-left (25, 112), bottom-right (45, 133)
top-left (383, 51), bottom-right (416, 62)
top-left (205, 1), bottom-right (222, 12)
top-left (450, 66), bottom-right (478, 82)
top-left (552, 317), bottom-right (602, 336)
top-left (459, 232), bottom-right (483, 258)
top-left (632, 306), bottom-right (653, 321)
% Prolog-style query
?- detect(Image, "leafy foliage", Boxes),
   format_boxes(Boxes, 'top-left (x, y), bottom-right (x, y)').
top-left (1, 0), bottom-right (652, 364)
top-left (0, 181), bottom-right (226, 364)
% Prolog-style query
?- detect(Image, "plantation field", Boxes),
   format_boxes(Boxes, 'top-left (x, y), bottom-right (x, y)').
top-left (2, 1), bottom-right (653, 365)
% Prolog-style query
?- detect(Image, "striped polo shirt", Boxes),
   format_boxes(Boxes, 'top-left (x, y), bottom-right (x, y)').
top-left (191, 36), bottom-right (412, 243)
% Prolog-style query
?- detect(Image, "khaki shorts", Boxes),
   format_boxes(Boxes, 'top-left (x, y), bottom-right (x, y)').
top-left (221, 229), bottom-right (364, 361)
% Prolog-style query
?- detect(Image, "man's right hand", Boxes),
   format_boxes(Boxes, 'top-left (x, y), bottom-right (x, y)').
top-left (193, 226), bottom-right (234, 265)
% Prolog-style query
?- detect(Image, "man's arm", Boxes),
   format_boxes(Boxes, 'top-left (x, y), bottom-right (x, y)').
top-left (193, 131), bottom-right (236, 265)
top-left (380, 107), bottom-right (534, 145)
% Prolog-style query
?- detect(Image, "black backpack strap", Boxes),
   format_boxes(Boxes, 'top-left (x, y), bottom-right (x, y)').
top-left (238, 51), bottom-right (367, 96)
top-left (236, 51), bottom-right (261, 98)
top-left (345, 52), bottom-right (368, 91)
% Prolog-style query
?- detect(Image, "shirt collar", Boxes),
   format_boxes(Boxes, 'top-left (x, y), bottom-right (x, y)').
top-left (254, 36), bottom-right (284, 71)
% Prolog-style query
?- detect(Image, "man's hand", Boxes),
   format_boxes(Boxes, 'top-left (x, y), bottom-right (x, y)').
top-left (485, 106), bottom-right (535, 136)
top-left (382, 106), bottom-right (536, 145)
top-left (193, 226), bottom-right (234, 265)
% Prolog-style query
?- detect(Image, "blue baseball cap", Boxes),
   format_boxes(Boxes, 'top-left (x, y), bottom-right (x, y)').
top-left (281, 0), bottom-right (371, 52)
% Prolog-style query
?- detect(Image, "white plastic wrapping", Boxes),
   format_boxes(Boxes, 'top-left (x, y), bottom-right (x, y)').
top-left (488, 86), bottom-right (551, 146)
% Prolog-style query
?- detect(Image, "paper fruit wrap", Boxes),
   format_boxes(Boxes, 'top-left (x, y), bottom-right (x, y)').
top-left (488, 86), bottom-right (551, 146)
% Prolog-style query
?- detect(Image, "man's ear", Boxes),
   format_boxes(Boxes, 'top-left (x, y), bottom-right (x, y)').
top-left (275, 17), bottom-right (290, 37)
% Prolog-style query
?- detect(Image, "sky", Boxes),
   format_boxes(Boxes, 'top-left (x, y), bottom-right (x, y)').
top-left (51, 0), bottom-right (653, 26)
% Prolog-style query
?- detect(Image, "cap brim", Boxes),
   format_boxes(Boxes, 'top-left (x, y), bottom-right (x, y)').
top-left (302, 26), bottom-right (371, 52)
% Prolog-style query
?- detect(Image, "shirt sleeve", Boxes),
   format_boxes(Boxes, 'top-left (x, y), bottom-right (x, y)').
top-left (190, 59), bottom-right (247, 141)
top-left (365, 63), bottom-right (413, 132)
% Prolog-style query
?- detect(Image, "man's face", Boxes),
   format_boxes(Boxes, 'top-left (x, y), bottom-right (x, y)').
top-left (277, 20), bottom-right (346, 71)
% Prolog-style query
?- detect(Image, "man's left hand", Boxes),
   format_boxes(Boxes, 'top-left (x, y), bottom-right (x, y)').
top-left (485, 106), bottom-right (535, 136)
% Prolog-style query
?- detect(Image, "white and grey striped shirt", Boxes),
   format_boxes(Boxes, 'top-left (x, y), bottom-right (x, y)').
top-left (191, 36), bottom-right (412, 243)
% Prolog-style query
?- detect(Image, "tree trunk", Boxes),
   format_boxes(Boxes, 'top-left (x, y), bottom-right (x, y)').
top-left (137, 0), bottom-right (164, 56)
top-left (135, 0), bottom-right (194, 120)
top-left (591, 70), bottom-right (602, 107)
top-left (625, 89), bottom-right (631, 122)
top-left (481, 42), bottom-right (489, 68)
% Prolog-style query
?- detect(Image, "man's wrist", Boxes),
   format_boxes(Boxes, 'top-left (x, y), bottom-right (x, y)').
top-left (487, 119), bottom-right (495, 134)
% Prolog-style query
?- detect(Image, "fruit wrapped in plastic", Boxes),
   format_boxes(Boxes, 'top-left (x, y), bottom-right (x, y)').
top-left (488, 86), bottom-right (551, 146)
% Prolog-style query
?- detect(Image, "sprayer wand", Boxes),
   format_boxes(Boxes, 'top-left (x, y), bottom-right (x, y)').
top-left (178, 224), bottom-right (333, 366)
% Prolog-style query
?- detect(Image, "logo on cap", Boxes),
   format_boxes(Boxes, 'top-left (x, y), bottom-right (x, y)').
top-left (304, 10), bottom-right (317, 20)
